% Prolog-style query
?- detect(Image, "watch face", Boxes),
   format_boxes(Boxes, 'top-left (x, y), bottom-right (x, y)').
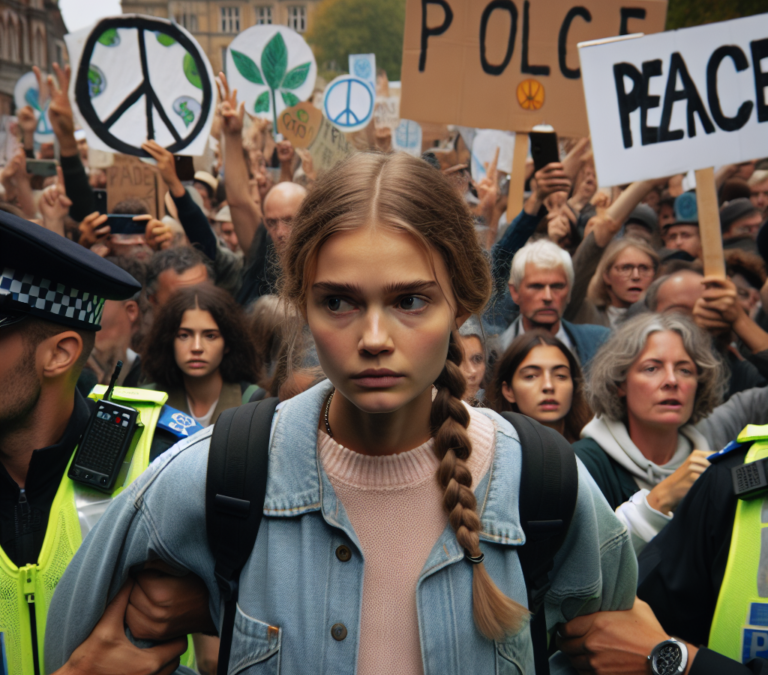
top-left (653, 643), bottom-right (683, 675)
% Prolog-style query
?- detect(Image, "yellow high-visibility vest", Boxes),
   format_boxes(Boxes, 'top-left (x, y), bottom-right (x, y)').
top-left (0, 386), bottom-right (194, 674)
top-left (710, 424), bottom-right (768, 662)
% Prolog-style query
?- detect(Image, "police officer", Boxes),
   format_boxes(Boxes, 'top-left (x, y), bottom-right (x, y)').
top-left (0, 210), bottom-right (208, 674)
top-left (553, 426), bottom-right (768, 675)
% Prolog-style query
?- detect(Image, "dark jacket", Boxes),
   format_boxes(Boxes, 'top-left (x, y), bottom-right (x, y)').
top-left (571, 437), bottom-right (638, 511)
top-left (638, 444), bottom-right (768, 674)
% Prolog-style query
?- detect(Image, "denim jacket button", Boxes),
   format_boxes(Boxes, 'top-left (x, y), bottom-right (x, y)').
top-left (331, 623), bottom-right (348, 641)
top-left (335, 545), bottom-right (352, 562)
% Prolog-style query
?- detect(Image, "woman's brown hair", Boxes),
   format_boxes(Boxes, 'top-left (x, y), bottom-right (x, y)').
top-left (141, 284), bottom-right (258, 390)
top-left (488, 330), bottom-right (592, 443)
top-left (281, 151), bottom-right (528, 640)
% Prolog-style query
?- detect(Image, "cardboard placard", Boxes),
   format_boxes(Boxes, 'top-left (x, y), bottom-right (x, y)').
top-left (579, 14), bottom-right (768, 186)
top-left (65, 15), bottom-right (215, 157)
top-left (400, 0), bottom-right (666, 137)
top-left (373, 95), bottom-right (400, 131)
top-left (278, 101), bottom-right (355, 172)
top-left (106, 155), bottom-right (166, 218)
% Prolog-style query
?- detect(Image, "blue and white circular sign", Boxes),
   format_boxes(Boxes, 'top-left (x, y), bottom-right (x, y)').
top-left (322, 74), bottom-right (374, 132)
top-left (393, 119), bottom-right (422, 156)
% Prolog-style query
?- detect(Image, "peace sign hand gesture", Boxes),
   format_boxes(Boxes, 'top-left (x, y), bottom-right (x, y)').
top-left (33, 63), bottom-right (77, 155)
top-left (475, 146), bottom-right (500, 209)
top-left (216, 72), bottom-right (245, 138)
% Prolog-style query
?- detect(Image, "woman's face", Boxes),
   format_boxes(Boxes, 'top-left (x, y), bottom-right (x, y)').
top-left (459, 335), bottom-right (486, 400)
top-left (502, 345), bottom-right (574, 424)
top-left (307, 226), bottom-right (461, 414)
top-left (603, 247), bottom-right (655, 307)
top-left (619, 331), bottom-right (698, 432)
top-left (174, 308), bottom-right (227, 379)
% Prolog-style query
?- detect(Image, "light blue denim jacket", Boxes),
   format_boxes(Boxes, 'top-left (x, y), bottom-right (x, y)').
top-left (45, 380), bottom-right (636, 674)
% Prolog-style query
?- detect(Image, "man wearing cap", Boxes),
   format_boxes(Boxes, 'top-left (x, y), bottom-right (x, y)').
top-left (661, 192), bottom-right (703, 260)
top-left (213, 204), bottom-right (240, 254)
top-left (623, 204), bottom-right (661, 247)
top-left (0, 212), bottom-right (206, 673)
top-left (721, 198), bottom-right (764, 254)
top-left (192, 170), bottom-right (218, 216)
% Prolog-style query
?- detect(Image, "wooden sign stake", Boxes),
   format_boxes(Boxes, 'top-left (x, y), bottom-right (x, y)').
top-left (694, 166), bottom-right (725, 279)
top-left (507, 132), bottom-right (529, 219)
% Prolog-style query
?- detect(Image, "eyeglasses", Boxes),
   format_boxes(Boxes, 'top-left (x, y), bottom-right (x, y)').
top-left (612, 263), bottom-right (655, 278)
top-left (265, 216), bottom-right (294, 229)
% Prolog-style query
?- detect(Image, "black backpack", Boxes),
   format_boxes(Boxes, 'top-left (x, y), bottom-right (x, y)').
top-left (206, 400), bottom-right (578, 675)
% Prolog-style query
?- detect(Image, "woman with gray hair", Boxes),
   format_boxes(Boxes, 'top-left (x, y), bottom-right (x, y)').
top-left (574, 312), bottom-right (768, 555)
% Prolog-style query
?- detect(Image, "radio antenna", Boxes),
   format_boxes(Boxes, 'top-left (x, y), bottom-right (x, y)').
top-left (104, 360), bottom-right (123, 402)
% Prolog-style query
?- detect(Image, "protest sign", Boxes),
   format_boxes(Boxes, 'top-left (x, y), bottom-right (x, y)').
top-left (0, 117), bottom-right (20, 166)
top-left (65, 15), bottom-right (215, 157)
top-left (400, 0), bottom-right (667, 137)
top-left (227, 25), bottom-right (317, 135)
top-left (106, 155), bottom-right (166, 218)
top-left (323, 75), bottom-right (375, 132)
top-left (392, 119), bottom-right (423, 155)
top-left (470, 129), bottom-right (516, 179)
top-left (349, 53), bottom-right (377, 94)
top-left (579, 14), bottom-right (768, 185)
top-left (373, 95), bottom-right (400, 131)
top-left (278, 101), bottom-right (355, 172)
top-left (14, 71), bottom-right (54, 144)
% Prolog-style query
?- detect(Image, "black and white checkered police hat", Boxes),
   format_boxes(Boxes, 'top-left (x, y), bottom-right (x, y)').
top-left (0, 209), bottom-right (141, 331)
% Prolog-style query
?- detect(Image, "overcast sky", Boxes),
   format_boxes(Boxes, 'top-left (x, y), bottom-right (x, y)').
top-left (59, 0), bottom-right (122, 33)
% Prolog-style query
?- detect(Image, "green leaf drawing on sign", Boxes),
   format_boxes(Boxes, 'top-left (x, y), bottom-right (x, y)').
top-left (156, 32), bottom-right (176, 47)
top-left (231, 50), bottom-right (264, 85)
top-left (280, 91), bottom-right (300, 108)
top-left (183, 52), bottom-right (202, 90)
top-left (261, 33), bottom-right (287, 90)
top-left (254, 91), bottom-right (270, 113)
top-left (97, 28), bottom-right (120, 46)
top-left (281, 63), bottom-right (310, 90)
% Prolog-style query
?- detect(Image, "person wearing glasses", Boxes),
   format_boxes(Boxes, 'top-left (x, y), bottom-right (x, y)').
top-left (573, 237), bottom-right (659, 329)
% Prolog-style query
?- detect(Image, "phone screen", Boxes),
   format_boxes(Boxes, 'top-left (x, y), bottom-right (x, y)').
top-left (107, 215), bottom-right (146, 235)
top-left (530, 131), bottom-right (559, 172)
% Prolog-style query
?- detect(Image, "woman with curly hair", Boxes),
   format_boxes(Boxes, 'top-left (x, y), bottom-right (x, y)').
top-left (574, 312), bottom-right (768, 554)
top-left (141, 284), bottom-right (260, 426)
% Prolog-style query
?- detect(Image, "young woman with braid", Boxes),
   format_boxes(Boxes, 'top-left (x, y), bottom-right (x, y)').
top-left (45, 152), bottom-right (637, 675)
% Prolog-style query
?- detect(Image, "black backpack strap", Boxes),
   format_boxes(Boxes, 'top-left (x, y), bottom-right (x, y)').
top-left (207, 397), bottom-right (279, 675)
top-left (500, 412), bottom-right (579, 675)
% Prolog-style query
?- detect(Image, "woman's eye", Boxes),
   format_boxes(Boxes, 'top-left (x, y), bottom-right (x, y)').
top-left (398, 296), bottom-right (427, 311)
top-left (327, 297), bottom-right (354, 312)
top-left (177, 333), bottom-right (188, 340)
top-left (644, 366), bottom-right (657, 373)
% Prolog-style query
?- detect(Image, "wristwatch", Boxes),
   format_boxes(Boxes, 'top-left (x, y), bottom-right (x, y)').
top-left (648, 639), bottom-right (688, 675)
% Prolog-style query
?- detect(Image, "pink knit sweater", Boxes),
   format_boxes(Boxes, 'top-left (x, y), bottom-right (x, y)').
top-left (318, 405), bottom-right (496, 675)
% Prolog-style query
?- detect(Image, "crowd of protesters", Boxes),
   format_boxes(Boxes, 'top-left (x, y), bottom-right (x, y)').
top-left (4, 52), bottom-right (768, 675)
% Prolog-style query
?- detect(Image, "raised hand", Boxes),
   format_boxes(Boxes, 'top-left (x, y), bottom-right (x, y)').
top-left (475, 147), bottom-right (500, 208)
top-left (141, 140), bottom-right (184, 197)
top-left (39, 167), bottom-right (72, 236)
top-left (136, 214), bottom-right (174, 250)
top-left (78, 211), bottom-right (110, 249)
top-left (295, 147), bottom-right (316, 183)
top-left (17, 105), bottom-right (37, 149)
top-left (33, 63), bottom-right (77, 154)
top-left (52, 580), bottom-right (188, 675)
top-left (216, 72), bottom-right (245, 137)
top-left (647, 449), bottom-right (713, 514)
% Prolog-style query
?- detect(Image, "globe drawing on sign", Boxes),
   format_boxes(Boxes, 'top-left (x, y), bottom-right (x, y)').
top-left (173, 96), bottom-right (201, 127)
top-left (323, 75), bottom-right (374, 132)
top-left (73, 16), bottom-right (213, 157)
top-left (353, 58), bottom-right (372, 80)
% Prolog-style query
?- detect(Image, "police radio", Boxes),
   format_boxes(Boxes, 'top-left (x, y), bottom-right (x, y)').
top-left (69, 362), bottom-right (141, 493)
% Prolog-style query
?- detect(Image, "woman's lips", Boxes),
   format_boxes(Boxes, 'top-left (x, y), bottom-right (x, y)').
top-left (351, 369), bottom-right (405, 389)
top-left (538, 400), bottom-right (560, 411)
top-left (187, 361), bottom-right (208, 369)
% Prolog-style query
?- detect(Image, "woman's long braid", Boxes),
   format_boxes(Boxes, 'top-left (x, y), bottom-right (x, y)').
top-left (432, 333), bottom-right (530, 641)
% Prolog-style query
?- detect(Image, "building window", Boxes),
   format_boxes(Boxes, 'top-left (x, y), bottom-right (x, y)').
top-left (221, 7), bottom-right (240, 33)
top-left (175, 13), bottom-right (198, 31)
top-left (55, 41), bottom-right (64, 66)
top-left (256, 6), bottom-right (272, 25)
top-left (287, 6), bottom-right (306, 32)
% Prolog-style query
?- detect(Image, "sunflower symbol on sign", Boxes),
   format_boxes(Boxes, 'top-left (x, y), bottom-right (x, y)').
top-left (517, 79), bottom-right (545, 111)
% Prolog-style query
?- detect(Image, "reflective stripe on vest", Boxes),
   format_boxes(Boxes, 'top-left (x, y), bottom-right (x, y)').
top-left (0, 386), bottom-right (178, 675)
top-left (710, 424), bottom-right (768, 662)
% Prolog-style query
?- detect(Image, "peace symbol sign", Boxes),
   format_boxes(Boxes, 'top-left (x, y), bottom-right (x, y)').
top-left (322, 75), bottom-right (374, 132)
top-left (74, 17), bottom-right (212, 157)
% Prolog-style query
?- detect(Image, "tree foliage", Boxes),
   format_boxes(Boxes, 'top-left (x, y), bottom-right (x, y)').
top-left (306, 0), bottom-right (406, 81)
top-left (666, 0), bottom-right (766, 29)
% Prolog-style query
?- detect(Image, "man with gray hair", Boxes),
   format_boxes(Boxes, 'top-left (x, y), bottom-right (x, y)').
top-left (500, 239), bottom-right (609, 367)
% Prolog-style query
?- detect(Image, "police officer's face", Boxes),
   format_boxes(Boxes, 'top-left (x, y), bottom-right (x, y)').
top-left (173, 309), bottom-right (227, 380)
top-left (0, 325), bottom-right (41, 427)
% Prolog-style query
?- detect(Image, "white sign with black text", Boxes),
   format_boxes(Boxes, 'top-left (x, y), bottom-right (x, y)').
top-left (579, 13), bottom-right (768, 185)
